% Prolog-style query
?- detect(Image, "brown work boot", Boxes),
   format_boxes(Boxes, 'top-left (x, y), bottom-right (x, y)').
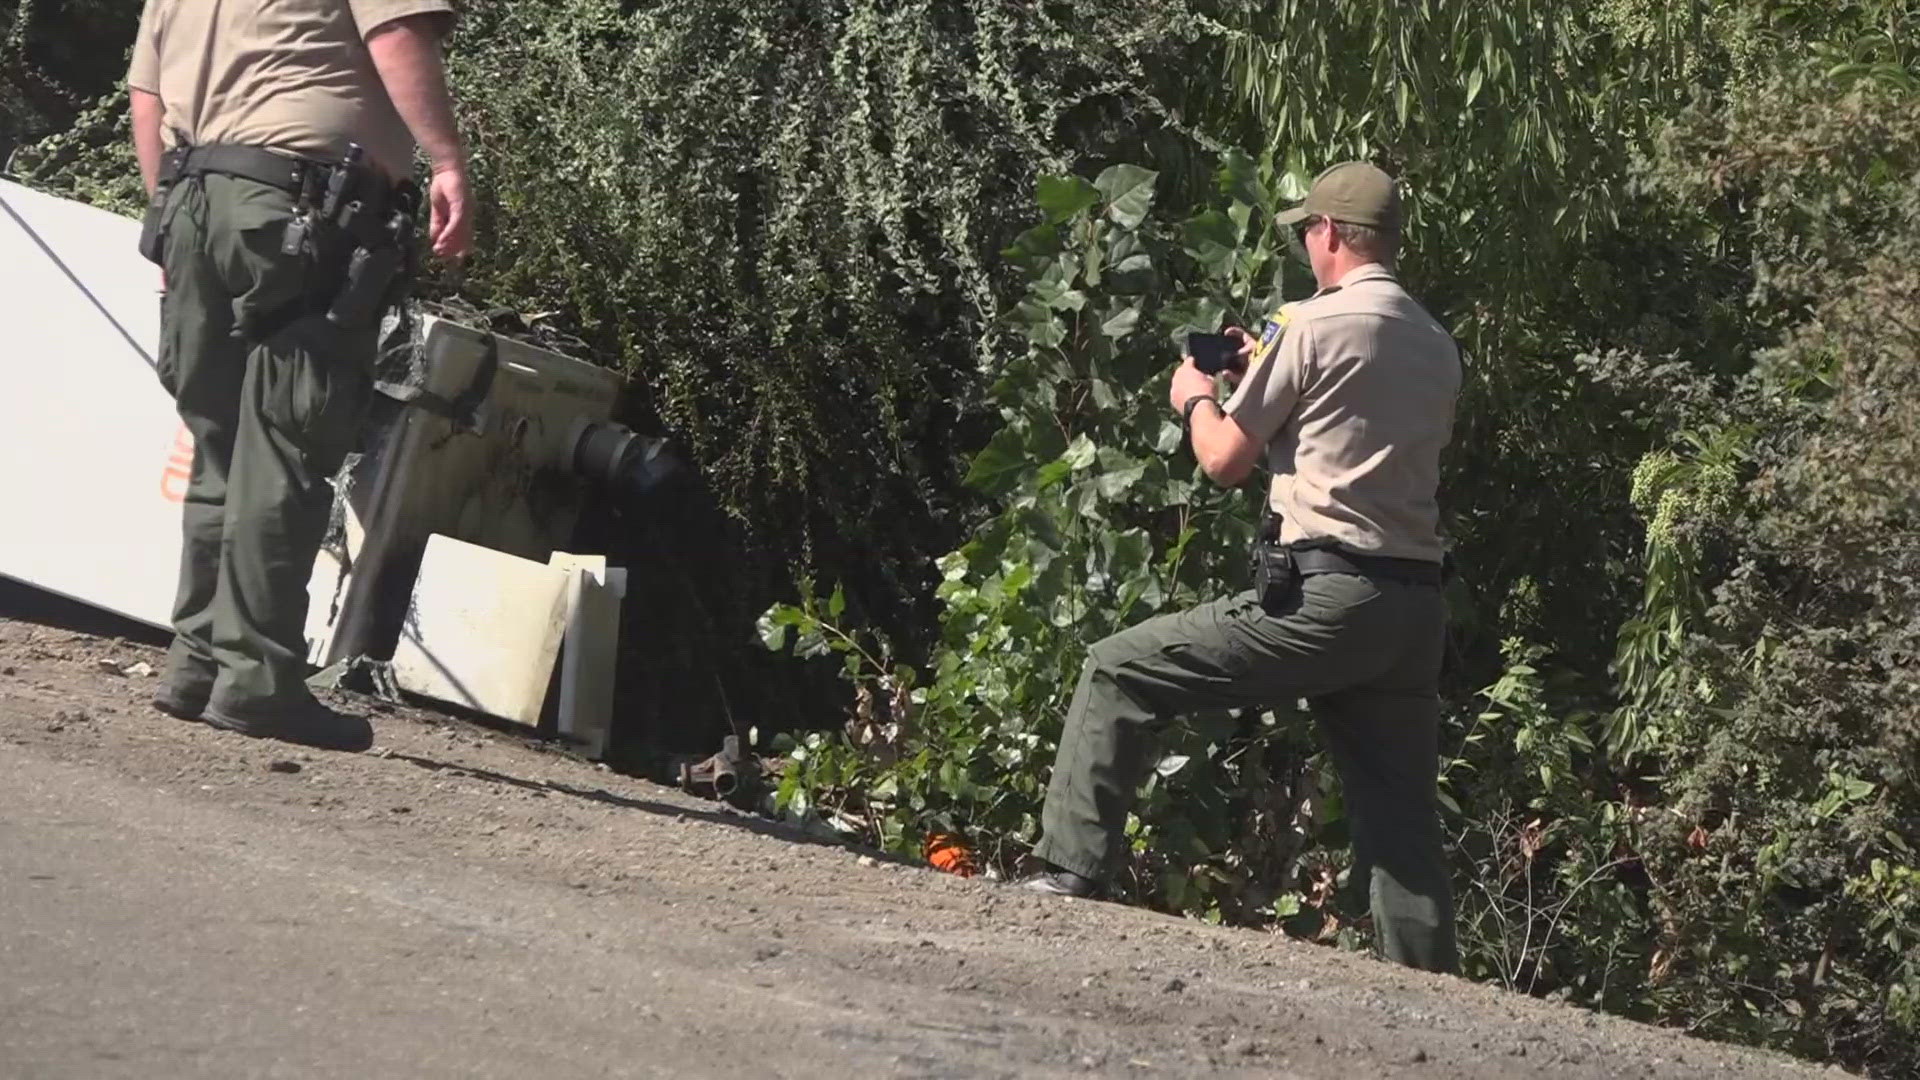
top-left (203, 694), bottom-right (374, 753)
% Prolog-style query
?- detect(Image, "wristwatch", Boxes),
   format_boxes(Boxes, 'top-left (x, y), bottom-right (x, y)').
top-left (1182, 393), bottom-right (1221, 427)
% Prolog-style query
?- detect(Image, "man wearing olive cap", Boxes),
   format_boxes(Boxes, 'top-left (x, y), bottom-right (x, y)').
top-left (1018, 162), bottom-right (1462, 974)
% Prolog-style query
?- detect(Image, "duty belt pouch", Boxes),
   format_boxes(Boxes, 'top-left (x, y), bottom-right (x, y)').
top-left (1250, 539), bottom-right (1297, 615)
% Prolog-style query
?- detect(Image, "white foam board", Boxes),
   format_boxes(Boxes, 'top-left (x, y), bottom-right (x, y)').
top-left (390, 534), bottom-right (570, 725)
top-left (549, 552), bottom-right (623, 757)
top-left (0, 181), bottom-right (183, 629)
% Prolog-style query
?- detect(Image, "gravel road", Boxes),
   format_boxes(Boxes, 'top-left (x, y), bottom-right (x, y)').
top-left (0, 610), bottom-right (1850, 1079)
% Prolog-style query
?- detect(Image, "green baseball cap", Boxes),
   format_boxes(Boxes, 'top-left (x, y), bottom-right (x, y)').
top-left (1273, 161), bottom-right (1401, 232)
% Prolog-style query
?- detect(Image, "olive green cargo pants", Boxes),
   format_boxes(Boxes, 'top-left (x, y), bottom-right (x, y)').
top-left (155, 173), bottom-right (374, 714)
top-left (1032, 573), bottom-right (1459, 973)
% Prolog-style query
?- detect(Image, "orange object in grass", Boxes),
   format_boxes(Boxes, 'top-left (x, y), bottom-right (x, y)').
top-left (924, 833), bottom-right (978, 877)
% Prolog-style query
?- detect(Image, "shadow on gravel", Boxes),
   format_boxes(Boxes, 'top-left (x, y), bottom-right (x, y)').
top-left (383, 750), bottom-right (841, 847)
top-left (0, 579), bottom-right (170, 647)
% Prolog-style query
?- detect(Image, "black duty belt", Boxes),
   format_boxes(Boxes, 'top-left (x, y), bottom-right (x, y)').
top-left (1291, 545), bottom-right (1443, 586)
top-left (164, 145), bottom-right (318, 196)
top-left (162, 144), bottom-right (397, 213)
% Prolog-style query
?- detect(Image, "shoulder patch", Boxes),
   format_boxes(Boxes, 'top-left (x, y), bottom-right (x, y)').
top-left (1249, 303), bottom-right (1299, 372)
top-left (1260, 302), bottom-right (1300, 345)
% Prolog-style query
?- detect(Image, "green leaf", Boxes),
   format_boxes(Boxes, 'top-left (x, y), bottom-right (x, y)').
top-left (1096, 451), bottom-right (1148, 498)
top-left (1100, 301), bottom-right (1142, 339)
top-left (965, 426), bottom-right (1029, 494)
top-left (1228, 200), bottom-right (1252, 237)
top-left (1105, 231), bottom-right (1154, 293)
top-left (1182, 210), bottom-right (1239, 278)
top-left (1277, 148), bottom-right (1309, 201)
top-left (938, 550), bottom-right (969, 582)
top-left (1011, 299), bottom-right (1064, 348)
top-left (1002, 563), bottom-right (1034, 594)
top-left (1063, 434), bottom-right (1097, 470)
top-left (1466, 67), bottom-right (1485, 107)
top-left (1217, 149), bottom-right (1267, 209)
top-left (1032, 274), bottom-right (1088, 312)
top-left (1095, 164), bottom-right (1158, 229)
top-left (1035, 458), bottom-right (1073, 490)
top-left (1110, 528), bottom-right (1151, 576)
top-left (1160, 297), bottom-right (1229, 347)
top-left (756, 609), bottom-right (789, 652)
top-left (1001, 223), bottom-right (1062, 269)
top-left (794, 627), bottom-right (831, 659)
top-left (1037, 174), bottom-right (1100, 224)
top-left (1082, 226), bottom-right (1106, 286)
top-left (827, 584), bottom-right (845, 621)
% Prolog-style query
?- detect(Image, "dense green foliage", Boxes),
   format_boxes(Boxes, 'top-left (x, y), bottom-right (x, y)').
top-left (758, 3), bottom-right (1920, 1076)
top-left (0, 0), bottom-right (134, 168)
top-left (10, 0), bottom-right (1920, 1073)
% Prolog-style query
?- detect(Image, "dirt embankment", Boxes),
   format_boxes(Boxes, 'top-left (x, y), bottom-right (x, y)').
top-left (0, 609), bottom-right (1851, 1079)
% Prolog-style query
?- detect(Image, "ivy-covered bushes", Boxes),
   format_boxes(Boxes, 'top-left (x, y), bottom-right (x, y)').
top-left (434, 0), bottom-right (1226, 743)
top-left (761, 154), bottom-right (1297, 909)
top-left (757, 5), bottom-right (1920, 1076)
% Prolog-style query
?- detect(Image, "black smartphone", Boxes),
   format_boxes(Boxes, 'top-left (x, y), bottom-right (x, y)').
top-left (1185, 331), bottom-right (1242, 375)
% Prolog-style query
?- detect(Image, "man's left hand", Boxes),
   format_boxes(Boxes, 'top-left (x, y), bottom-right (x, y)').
top-left (1169, 356), bottom-right (1217, 417)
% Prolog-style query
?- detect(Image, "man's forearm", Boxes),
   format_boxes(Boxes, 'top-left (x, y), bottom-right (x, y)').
top-left (365, 15), bottom-right (464, 174)
top-left (130, 88), bottom-right (164, 196)
top-left (1189, 405), bottom-right (1258, 486)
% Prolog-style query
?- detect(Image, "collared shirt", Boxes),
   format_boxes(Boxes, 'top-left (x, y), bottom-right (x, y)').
top-left (1223, 263), bottom-right (1461, 562)
top-left (127, 0), bottom-right (455, 179)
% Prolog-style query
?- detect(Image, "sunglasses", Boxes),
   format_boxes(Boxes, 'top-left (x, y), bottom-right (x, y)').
top-left (1284, 214), bottom-right (1323, 267)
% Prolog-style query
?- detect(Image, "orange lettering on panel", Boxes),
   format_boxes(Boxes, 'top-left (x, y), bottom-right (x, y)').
top-left (160, 424), bottom-right (195, 503)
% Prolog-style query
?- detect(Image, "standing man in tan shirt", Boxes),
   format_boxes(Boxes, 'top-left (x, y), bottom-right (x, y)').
top-left (1019, 163), bottom-right (1463, 973)
top-left (128, 0), bottom-right (474, 751)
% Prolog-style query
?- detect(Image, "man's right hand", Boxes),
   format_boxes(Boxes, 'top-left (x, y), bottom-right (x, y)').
top-left (1223, 326), bottom-right (1258, 384)
top-left (427, 165), bottom-right (473, 259)
top-left (365, 14), bottom-right (472, 258)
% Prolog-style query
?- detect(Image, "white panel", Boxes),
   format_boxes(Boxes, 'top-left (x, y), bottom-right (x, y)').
top-left (390, 534), bottom-right (570, 726)
top-left (0, 181), bottom-right (182, 629)
top-left (550, 552), bottom-right (621, 757)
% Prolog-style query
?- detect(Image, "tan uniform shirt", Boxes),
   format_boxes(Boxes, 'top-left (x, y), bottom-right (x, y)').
top-left (1224, 263), bottom-right (1460, 562)
top-left (127, 0), bottom-right (454, 179)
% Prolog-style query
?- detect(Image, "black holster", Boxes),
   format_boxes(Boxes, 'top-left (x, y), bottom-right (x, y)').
top-left (136, 190), bottom-right (168, 265)
top-left (137, 146), bottom-right (191, 265)
top-left (1249, 532), bottom-right (1297, 615)
top-left (291, 146), bottom-right (418, 331)
top-left (325, 189), bottom-right (416, 330)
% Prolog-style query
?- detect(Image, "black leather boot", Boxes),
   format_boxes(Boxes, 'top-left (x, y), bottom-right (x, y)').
top-left (1013, 864), bottom-right (1099, 898)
